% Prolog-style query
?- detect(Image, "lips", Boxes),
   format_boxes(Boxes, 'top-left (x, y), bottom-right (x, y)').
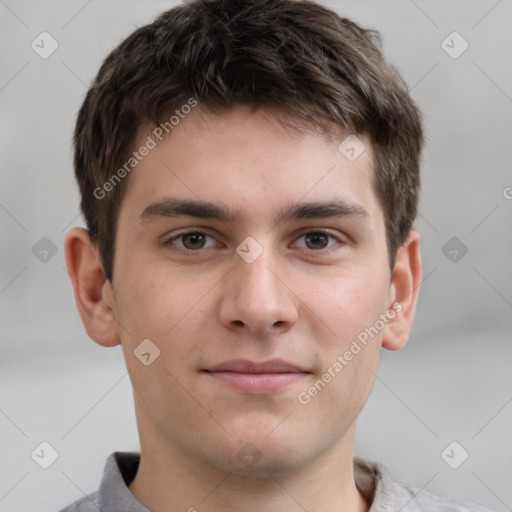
top-left (203, 359), bottom-right (310, 393)
top-left (206, 358), bottom-right (307, 374)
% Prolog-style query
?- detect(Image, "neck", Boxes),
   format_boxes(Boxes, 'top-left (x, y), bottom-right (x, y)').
top-left (128, 414), bottom-right (369, 512)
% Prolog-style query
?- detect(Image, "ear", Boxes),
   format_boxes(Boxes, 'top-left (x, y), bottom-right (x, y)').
top-left (64, 227), bottom-right (121, 347)
top-left (382, 230), bottom-right (422, 351)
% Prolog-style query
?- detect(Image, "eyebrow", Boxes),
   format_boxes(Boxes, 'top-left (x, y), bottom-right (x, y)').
top-left (138, 197), bottom-right (370, 225)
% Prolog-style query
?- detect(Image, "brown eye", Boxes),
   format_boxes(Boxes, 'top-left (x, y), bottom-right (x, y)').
top-left (304, 232), bottom-right (329, 250)
top-left (166, 231), bottom-right (216, 251)
top-left (292, 230), bottom-right (343, 252)
top-left (181, 232), bottom-right (207, 250)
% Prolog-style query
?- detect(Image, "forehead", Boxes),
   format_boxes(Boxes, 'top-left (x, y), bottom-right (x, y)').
top-left (119, 105), bottom-right (383, 229)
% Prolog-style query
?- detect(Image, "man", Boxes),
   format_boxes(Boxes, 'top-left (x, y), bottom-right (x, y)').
top-left (62, 0), bottom-right (492, 510)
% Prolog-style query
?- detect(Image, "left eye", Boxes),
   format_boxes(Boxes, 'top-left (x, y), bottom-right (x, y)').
top-left (293, 231), bottom-right (342, 251)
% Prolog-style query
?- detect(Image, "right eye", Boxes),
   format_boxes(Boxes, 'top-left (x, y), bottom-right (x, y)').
top-left (164, 230), bottom-right (220, 252)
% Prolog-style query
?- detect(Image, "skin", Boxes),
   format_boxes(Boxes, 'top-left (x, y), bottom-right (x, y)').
top-left (65, 105), bottom-right (422, 512)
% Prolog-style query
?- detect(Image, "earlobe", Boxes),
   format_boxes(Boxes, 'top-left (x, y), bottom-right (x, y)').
top-left (64, 227), bottom-right (121, 347)
top-left (382, 230), bottom-right (422, 351)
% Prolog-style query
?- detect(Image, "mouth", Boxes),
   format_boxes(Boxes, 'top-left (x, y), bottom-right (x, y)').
top-left (202, 359), bottom-right (311, 393)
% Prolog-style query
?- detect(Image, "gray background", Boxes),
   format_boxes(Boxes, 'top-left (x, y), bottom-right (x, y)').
top-left (1, 0), bottom-right (511, 510)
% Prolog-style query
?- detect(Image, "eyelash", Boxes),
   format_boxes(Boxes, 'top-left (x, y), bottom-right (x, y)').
top-left (164, 229), bottom-right (345, 255)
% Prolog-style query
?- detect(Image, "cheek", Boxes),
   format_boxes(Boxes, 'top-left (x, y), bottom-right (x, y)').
top-left (114, 260), bottom-right (214, 338)
top-left (303, 270), bottom-right (387, 413)
top-left (113, 261), bottom-right (224, 385)
top-left (304, 268), bottom-right (388, 347)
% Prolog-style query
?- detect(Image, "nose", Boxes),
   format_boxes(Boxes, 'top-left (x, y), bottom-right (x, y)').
top-left (219, 246), bottom-right (299, 338)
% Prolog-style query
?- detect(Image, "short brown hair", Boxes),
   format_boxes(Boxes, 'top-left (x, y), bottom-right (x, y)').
top-left (74, 0), bottom-right (423, 281)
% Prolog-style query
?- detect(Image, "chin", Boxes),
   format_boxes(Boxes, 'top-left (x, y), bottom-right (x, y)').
top-left (232, 461), bottom-right (302, 478)
top-left (207, 435), bottom-right (316, 479)
top-left (229, 451), bottom-right (311, 479)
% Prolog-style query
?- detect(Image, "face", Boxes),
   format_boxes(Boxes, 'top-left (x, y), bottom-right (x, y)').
top-left (110, 105), bottom-right (395, 476)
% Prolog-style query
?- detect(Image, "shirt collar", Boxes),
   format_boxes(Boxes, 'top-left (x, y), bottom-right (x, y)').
top-left (98, 452), bottom-right (149, 512)
top-left (97, 451), bottom-right (394, 511)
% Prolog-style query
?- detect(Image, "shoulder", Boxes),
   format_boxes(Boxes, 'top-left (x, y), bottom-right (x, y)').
top-left (392, 481), bottom-right (495, 511)
top-left (58, 490), bottom-right (100, 512)
top-left (353, 457), bottom-right (495, 512)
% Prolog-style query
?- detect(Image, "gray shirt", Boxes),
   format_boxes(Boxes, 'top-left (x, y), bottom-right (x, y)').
top-left (59, 452), bottom-right (493, 511)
